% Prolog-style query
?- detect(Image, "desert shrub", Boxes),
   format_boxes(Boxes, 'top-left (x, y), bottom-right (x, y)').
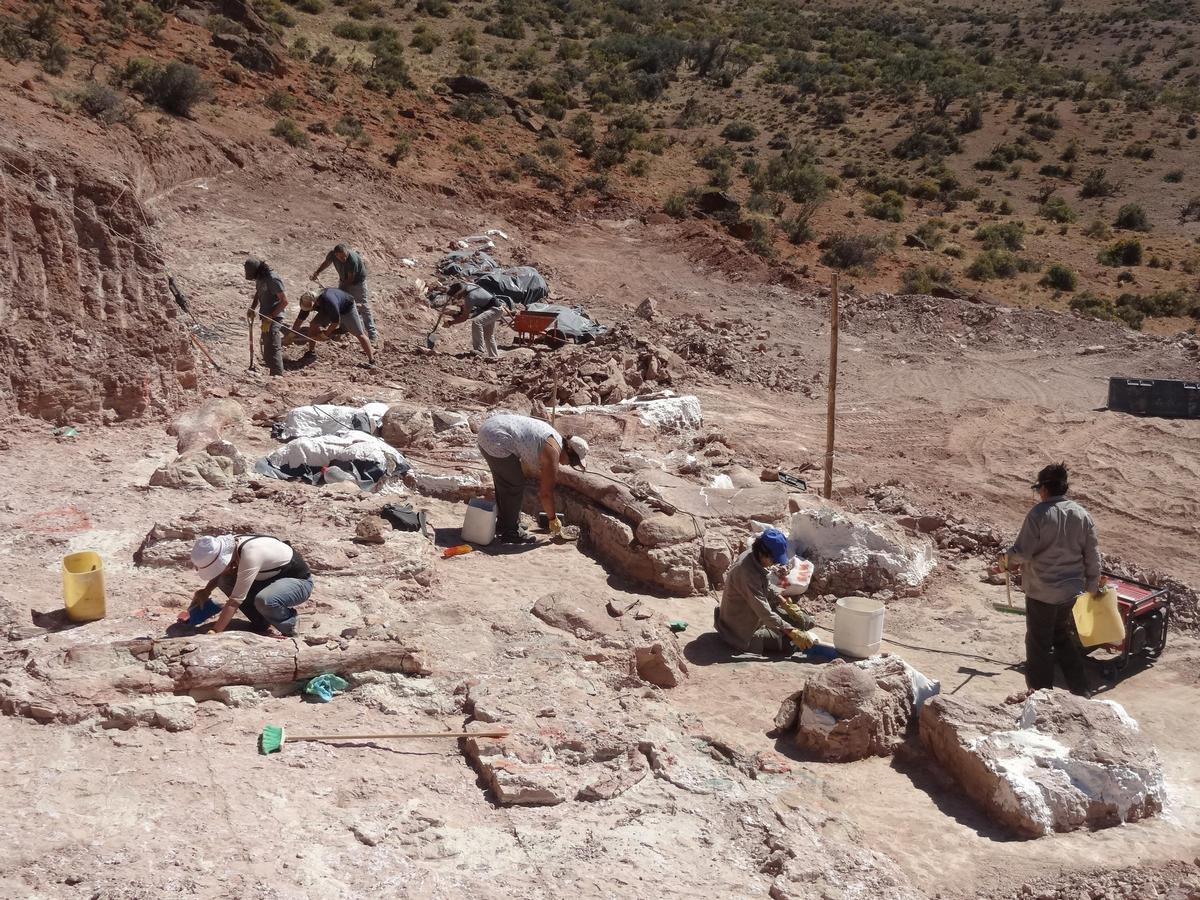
top-left (745, 217), bottom-right (776, 256)
top-left (915, 220), bottom-right (945, 248)
top-left (78, 82), bottom-right (130, 124)
top-left (1123, 141), bottom-right (1154, 160)
top-left (720, 120), bottom-right (758, 142)
top-left (698, 145), bottom-right (735, 170)
top-left (817, 98), bottom-right (847, 125)
top-left (271, 117), bottom-right (308, 147)
top-left (332, 20), bottom-right (369, 39)
top-left (132, 3), bottom-right (164, 35)
top-left (294, 0), bottom-right (324, 11)
top-left (1074, 290), bottom-right (1200, 329)
top-left (1080, 167), bottom-right (1116, 198)
top-left (461, 133), bottom-right (485, 151)
top-left (975, 221), bottom-right (1025, 250)
top-left (0, 18), bottom-right (33, 61)
top-left (1041, 263), bottom-right (1077, 290)
top-left (901, 265), bottom-right (953, 294)
top-left (416, 0), bottom-right (448, 14)
top-left (1083, 218), bottom-right (1111, 239)
top-left (384, 133), bottom-right (412, 165)
top-left (1114, 203), bottom-right (1150, 231)
top-left (958, 99), bottom-right (983, 133)
top-left (1164, 169), bottom-right (1184, 183)
top-left (1038, 195), bottom-right (1076, 223)
top-left (894, 117), bottom-right (960, 160)
top-left (663, 194), bottom-right (687, 218)
top-left (450, 95), bottom-right (501, 123)
top-left (265, 88), bottom-right (296, 112)
top-left (484, 16), bottom-right (524, 39)
top-left (206, 13), bottom-right (246, 35)
top-left (127, 61), bottom-right (210, 117)
top-left (819, 233), bottom-right (890, 271)
top-left (411, 26), bottom-right (439, 53)
top-left (334, 114), bottom-right (368, 148)
top-left (40, 39), bottom-right (69, 74)
top-left (864, 190), bottom-right (905, 222)
top-left (1098, 238), bottom-right (1143, 266)
top-left (536, 137), bottom-right (565, 161)
top-left (967, 249), bottom-right (1019, 280)
top-left (782, 215), bottom-right (815, 244)
top-left (1181, 197), bottom-right (1200, 223)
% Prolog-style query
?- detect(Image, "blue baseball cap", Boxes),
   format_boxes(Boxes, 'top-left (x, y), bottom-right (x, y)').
top-left (758, 528), bottom-right (790, 566)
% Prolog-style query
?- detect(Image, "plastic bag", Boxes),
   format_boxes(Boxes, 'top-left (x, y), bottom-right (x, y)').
top-left (772, 558), bottom-right (814, 597)
top-left (304, 673), bottom-right (349, 703)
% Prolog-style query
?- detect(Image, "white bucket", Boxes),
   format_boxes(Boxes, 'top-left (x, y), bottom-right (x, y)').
top-left (462, 498), bottom-right (496, 546)
top-left (833, 597), bottom-right (886, 658)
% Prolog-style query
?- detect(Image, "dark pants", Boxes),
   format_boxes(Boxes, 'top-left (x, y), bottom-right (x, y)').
top-left (1025, 596), bottom-right (1089, 695)
top-left (481, 449), bottom-right (527, 537)
top-left (262, 320), bottom-right (284, 376)
top-left (713, 609), bottom-right (795, 655)
top-left (217, 572), bottom-right (313, 636)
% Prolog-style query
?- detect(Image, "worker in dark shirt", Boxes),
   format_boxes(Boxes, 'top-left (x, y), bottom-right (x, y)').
top-left (311, 243), bottom-right (376, 342)
top-left (290, 288), bottom-right (374, 366)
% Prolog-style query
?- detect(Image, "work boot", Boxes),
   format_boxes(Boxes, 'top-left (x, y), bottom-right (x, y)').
top-left (496, 530), bottom-right (536, 546)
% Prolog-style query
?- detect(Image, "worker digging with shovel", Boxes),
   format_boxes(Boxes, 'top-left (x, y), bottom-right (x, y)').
top-left (289, 288), bottom-right (375, 367)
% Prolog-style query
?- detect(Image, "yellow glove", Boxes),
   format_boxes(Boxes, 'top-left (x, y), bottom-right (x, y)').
top-left (549, 517), bottom-right (563, 537)
top-left (786, 628), bottom-right (815, 651)
top-left (260, 319), bottom-right (272, 334)
top-left (780, 599), bottom-right (815, 631)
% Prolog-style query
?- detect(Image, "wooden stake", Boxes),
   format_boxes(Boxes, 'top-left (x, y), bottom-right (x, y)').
top-left (823, 273), bottom-right (839, 500)
top-left (550, 372), bottom-right (560, 426)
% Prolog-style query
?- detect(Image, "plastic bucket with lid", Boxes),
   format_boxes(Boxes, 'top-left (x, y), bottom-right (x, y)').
top-left (63, 550), bottom-right (106, 622)
top-left (461, 498), bottom-right (496, 546)
top-left (833, 597), bottom-right (885, 658)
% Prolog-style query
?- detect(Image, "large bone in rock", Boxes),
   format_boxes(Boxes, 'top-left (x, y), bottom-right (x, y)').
top-left (789, 656), bottom-right (939, 761)
top-left (920, 690), bottom-right (1165, 837)
top-left (555, 468), bottom-right (657, 526)
top-left (0, 634), bottom-right (427, 728)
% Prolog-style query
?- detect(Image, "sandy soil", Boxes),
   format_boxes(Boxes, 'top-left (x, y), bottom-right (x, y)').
top-left (2, 76), bottom-right (1200, 900)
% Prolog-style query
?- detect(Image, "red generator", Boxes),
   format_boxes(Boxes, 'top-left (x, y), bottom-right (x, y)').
top-left (1083, 574), bottom-right (1170, 677)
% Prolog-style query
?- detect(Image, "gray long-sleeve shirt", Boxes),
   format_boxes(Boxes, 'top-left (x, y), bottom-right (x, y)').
top-left (1006, 496), bottom-right (1101, 605)
top-left (717, 549), bottom-right (789, 650)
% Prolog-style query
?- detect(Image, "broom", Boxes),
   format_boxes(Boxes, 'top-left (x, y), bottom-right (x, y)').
top-left (993, 559), bottom-right (1024, 615)
top-left (259, 724), bottom-right (510, 754)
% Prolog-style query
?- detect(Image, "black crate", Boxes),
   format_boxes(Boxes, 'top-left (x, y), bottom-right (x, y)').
top-left (1107, 377), bottom-right (1200, 419)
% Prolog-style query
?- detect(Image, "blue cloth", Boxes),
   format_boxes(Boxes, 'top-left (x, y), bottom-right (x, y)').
top-left (187, 599), bottom-right (223, 627)
top-left (759, 528), bottom-right (790, 565)
top-left (304, 673), bottom-right (349, 703)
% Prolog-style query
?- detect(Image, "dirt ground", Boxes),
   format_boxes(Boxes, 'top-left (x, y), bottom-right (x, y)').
top-left (3, 76), bottom-right (1200, 900)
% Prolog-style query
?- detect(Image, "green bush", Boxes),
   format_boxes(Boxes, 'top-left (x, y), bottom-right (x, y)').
top-left (294, 0), bottom-right (324, 12)
top-left (975, 221), bottom-right (1025, 251)
top-left (126, 61), bottom-right (210, 117)
top-left (864, 190), bottom-right (904, 222)
top-left (271, 117), bottom-right (309, 147)
top-left (411, 26), bottom-right (440, 54)
top-left (1080, 167), bottom-right (1116, 198)
top-left (1072, 290), bottom-right (1200, 330)
top-left (132, 3), bottom-right (164, 35)
top-left (1041, 263), bottom-right (1078, 291)
top-left (40, 39), bottom-right (69, 74)
top-left (1114, 203), bottom-right (1150, 231)
top-left (1164, 169), bottom-right (1184, 183)
top-left (385, 133), bottom-right (412, 165)
top-left (451, 95), bottom-right (502, 123)
top-left (78, 82), bottom-right (129, 124)
top-left (1038, 195), bottom-right (1076, 223)
top-left (901, 265), bottom-right (953, 294)
top-left (332, 19), bottom-right (369, 40)
top-left (782, 215), bottom-right (815, 244)
top-left (1098, 238), bottom-right (1143, 267)
top-left (461, 133), bottom-right (485, 151)
top-left (663, 194), bottom-right (688, 218)
top-left (819, 233), bottom-right (891, 272)
top-left (720, 121), bottom-right (758, 142)
top-left (265, 88), bottom-right (296, 112)
top-left (967, 249), bottom-right (1019, 280)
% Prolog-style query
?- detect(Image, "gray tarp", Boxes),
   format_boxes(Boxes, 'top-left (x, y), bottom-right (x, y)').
top-left (526, 303), bottom-right (607, 343)
top-left (437, 250), bottom-right (499, 279)
top-left (476, 267), bottom-right (549, 307)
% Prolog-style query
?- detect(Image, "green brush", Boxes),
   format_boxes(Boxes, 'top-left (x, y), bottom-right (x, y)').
top-left (992, 565), bottom-right (1025, 615)
top-left (258, 724), bottom-right (511, 754)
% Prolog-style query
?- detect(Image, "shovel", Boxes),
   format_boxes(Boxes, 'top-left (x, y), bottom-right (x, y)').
top-left (247, 316), bottom-right (257, 372)
top-left (425, 306), bottom-right (448, 349)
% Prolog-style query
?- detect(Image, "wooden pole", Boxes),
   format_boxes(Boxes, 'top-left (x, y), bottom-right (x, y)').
top-left (823, 273), bottom-right (839, 500)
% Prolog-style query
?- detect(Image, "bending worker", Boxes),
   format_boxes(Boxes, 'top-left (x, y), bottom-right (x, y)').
top-left (245, 258), bottom-right (288, 377)
top-left (999, 462), bottom-right (1100, 696)
top-left (445, 280), bottom-right (511, 359)
top-left (289, 288), bottom-right (374, 366)
top-left (476, 413), bottom-right (588, 545)
top-left (715, 528), bottom-right (815, 654)
top-left (311, 243), bottom-right (376, 342)
top-left (181, 534), bottom-right (314, 638)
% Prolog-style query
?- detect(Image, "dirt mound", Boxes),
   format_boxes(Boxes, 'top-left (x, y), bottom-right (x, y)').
top-left (0, 143), bottom-right (194, 423)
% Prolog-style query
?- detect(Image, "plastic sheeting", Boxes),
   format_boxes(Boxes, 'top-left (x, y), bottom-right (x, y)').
top-left (475, 267), bottom-right (549, 307)
top-left (437, 249), bottom-right (500, 279)
top-left (272, 404), bottom-right (390, 441)
top-left (255, 430), bottom-right (410, 490)
top-left (525, 302), bottom-right (607, 343)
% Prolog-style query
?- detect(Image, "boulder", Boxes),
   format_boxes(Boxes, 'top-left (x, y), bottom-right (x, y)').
top-left (101, 695), bottom-right (197, 732)
top-left (920, 690), bottom-right (1166, 837)
top-left (789, 507), bottom-right (936, 596)
top-left (149, 446), bottom-right (247, 489)
top-left (431, 409), bottom-right (469, 432)
top-left (791, 656), bottom-right (939, 761)
top-left (635, 513), bottom-right (702, 548)
top-left (444, 74), bottom-right (492, 95)
top-left (700, 531), bottom-right (734, 587)
top-left (636, 297), bottom-right (657, 320)
top-left (355, 515), bottom-right (388, 544)
top-left (380, 407), bottom-right (432, 448)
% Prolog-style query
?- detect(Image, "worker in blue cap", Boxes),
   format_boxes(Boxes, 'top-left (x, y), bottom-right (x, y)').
top-left (714, 528), bottom-right (815, 654)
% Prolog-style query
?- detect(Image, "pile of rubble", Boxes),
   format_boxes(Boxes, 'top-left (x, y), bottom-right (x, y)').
top-left (867, 483), bottom-right (1006, 555)
top-left (649, 314), bottom-right (813, 393)
top-left (984, 860), bottom-right (1200, 900)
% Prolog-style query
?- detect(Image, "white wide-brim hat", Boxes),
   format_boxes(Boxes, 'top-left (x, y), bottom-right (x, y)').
top-left (191, 534), bottom-right (235, 581)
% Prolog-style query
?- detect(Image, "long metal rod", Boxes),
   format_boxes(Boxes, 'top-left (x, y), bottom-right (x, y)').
top-left (823, 274), bottom-right (840, 499)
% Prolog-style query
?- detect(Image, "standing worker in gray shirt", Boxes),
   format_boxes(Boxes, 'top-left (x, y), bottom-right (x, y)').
top-left (244, 258), bottom-right (288, 377)
top-left (311, 243), bottom-right (377, 342)
top-left (1000, 463), bottom-right (1102, 696)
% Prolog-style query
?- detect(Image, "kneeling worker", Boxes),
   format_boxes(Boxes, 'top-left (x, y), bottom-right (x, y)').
top-left (180, 534), bottom-right (313, 638)
top-left (716, 528), bottom-right (814, 654)
top-left (290, 288), bottom-right (374, 366)
top-left (476, 413), bottom-right (588, 544)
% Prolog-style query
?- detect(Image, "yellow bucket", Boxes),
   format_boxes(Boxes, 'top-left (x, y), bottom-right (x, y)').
top-left (62, 551), bottom-right (107, 622)
top-left (1073, 585), bottom-right (1124, 647)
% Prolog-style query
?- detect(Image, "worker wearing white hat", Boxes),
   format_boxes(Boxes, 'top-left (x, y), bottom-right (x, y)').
top-left (180, 534), bottom-right (313, 637)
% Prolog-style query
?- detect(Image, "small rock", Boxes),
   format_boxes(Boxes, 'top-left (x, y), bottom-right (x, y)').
top-left (356, 516), bottom-right (388, 544)
top-left (636, 297), bottom-right (657, 320)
